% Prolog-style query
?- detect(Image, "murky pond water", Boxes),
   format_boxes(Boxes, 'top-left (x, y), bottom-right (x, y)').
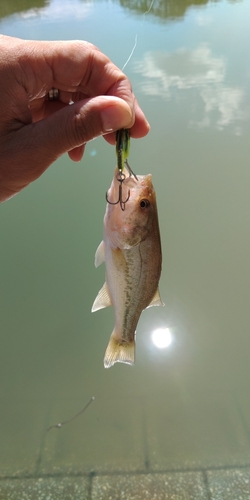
top-left (1, 0), bottom-right (250, 497)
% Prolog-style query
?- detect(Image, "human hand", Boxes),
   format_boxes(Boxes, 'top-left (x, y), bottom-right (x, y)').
top-left (0, 35), bottom-right (149, 202)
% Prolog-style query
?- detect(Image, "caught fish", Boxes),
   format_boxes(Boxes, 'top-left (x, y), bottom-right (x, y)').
top-left (92, 165), bottom-right (163, 368)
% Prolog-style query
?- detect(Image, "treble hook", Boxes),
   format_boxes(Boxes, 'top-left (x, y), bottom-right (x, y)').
top-left (124, 159), bottom-right (138, 182)
top-left (106, 169), bottom-right (130, 211)
top-left (106, 129), bottom-right (138, 210)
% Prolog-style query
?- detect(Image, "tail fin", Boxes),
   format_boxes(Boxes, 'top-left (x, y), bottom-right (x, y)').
top-left (104, 335), bottom-right (135, 369)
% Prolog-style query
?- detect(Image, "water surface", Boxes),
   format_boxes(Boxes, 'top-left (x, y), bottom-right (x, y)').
top-left (1, 0), bottom-right (250, 488)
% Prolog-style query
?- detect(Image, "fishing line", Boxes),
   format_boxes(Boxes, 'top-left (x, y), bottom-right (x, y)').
top-left (122, 0), bottom-right (155, 71)
top-left (46, 396), bottom-right (95, 431)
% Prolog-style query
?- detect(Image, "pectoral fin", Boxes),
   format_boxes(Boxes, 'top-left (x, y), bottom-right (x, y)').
top-left (147, 288), bottom-right (164, 308)
top-left (94, 241), bottom-right (105, 268)
top-left (91, 282), bottom-right (112, 312)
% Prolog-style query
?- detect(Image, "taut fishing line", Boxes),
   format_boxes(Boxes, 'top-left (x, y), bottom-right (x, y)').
top-left (122, 0), bottom-right (155, 71)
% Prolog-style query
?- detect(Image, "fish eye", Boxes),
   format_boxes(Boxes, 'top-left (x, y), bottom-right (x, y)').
top-left (140, 199), bottom-right (150, 209)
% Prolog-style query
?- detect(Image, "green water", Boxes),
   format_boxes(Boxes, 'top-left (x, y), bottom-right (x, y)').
top-left (1, 0), bottom-right (250, 485)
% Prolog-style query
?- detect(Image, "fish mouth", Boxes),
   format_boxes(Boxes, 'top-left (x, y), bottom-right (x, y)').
top-left (124, 172), bottom-right (153, 198)
top-left (123, 166), bottom-right (152, 188)
top-left (106, 165), bottom-right (154, 208)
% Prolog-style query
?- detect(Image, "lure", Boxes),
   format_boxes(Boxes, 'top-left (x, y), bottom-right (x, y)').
top-left (116, 128), bottom-right (130, 171)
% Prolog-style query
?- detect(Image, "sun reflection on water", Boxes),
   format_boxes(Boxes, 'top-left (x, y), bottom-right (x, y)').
top-left (151, 327), bottom-right (172, 349)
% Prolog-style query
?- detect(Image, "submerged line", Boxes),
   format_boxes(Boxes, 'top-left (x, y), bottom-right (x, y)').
top-left (46, 396), bottom-right (95, 431)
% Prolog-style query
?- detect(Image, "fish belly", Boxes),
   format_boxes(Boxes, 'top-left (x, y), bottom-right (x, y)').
top-left (104, 239), bottom-right (160, 368)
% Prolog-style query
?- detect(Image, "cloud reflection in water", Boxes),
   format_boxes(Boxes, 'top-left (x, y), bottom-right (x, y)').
top-left (134, 45), bottom-right (247, 132)
top-left (18, 0), bottom-right (93, 21)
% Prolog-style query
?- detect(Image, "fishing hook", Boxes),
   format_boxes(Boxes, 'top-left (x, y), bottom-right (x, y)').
top-left (125, 159), bottom-right (138, 182)
top-left (106, 169), bottom-right (130, 211)
top-left (106, 129), bottom-right (138, 210)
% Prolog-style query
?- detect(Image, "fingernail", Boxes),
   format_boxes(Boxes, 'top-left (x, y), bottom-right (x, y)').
top-left (101, 105), bottom-right (132, 133)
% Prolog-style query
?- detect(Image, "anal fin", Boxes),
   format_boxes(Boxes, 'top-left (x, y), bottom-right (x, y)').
top-left (147, 288), bottom-right (164, 308)
top-left (91, 282), bottom-right (112, 312)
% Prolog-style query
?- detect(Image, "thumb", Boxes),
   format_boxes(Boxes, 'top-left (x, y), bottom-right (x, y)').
top-left (40, 95), bottom-right (134, 159)
top-left (1, 96), bottom-right (133, 198)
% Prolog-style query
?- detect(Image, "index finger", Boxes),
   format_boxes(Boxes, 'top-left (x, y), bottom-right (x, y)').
top-left (3, 36), bottom-right (149, 138)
